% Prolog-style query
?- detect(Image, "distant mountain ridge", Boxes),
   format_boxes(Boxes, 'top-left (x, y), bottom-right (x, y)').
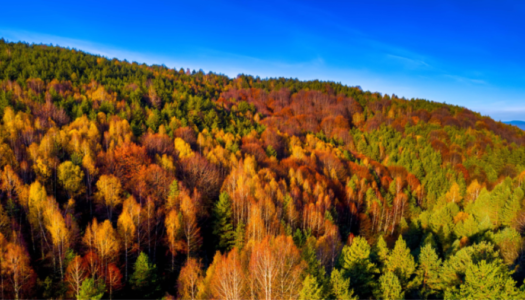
top-left (504, 120), bottom-right (525, 130)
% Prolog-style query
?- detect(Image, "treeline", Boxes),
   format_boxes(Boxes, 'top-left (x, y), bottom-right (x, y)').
top-left (0, 39), bottom-right (525, 299)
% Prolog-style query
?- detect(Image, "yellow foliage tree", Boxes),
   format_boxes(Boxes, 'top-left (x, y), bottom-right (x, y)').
top-left (175, 138), bottom-right (194, 159)
top-left (95, 175), bottom-right (122, 219)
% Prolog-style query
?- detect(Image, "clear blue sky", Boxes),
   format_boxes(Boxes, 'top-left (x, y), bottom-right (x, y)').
top-left (1, 0), bottom-right (524, 121)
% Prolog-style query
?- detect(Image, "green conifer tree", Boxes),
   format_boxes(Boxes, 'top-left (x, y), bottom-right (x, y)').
top-left (414, 244), bottom-right (442, 299)
top-left (385, 236), bottom-right (416, 289)
top-left (78, 278), bottom-right (105, 300)
top-left (302, 237), bottom-right (328, 296)
top-left (449, 260), bottom-right (523, 299)
top-left (212, 192), bottom-right (235, 251)
top-left (233, 222), bottom-right (245, 250)
top-left (373, 272), bottom-right (404, 300)
top-left (330, 269), bottom-right (356, 300)
top-left (299, 275), bottom-right (323, 300)
top-left (340, 236), bottom-right (378, 297)
top-left (130, 252), bottom-right (160, 298)
top-left (373, 235), bottom-right (390, 271)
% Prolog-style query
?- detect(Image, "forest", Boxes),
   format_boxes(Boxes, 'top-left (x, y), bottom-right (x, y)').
top-left (0, 39), bottom-right (525, 299)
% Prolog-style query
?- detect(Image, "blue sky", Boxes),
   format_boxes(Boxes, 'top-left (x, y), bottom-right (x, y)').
top-left (1, 0), bottom-right (524, 121)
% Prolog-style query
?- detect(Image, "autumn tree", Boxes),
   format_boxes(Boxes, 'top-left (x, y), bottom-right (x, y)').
top-left (44, 198), bottom-right (69, 279)
top-left (4, 241), bottom-right (35, 300)
top-left (249, 235), bottom-right (306, 300)
top-left (210, 249), bottom-right (245, 300)
top-left (95, 175), bottom-right (122, 220)
top-left (57, 160), bottom-right (85, 199)
top-left (180, 192), bottom-right (202, 257)
top-left (117, 207), bottom-right (136, 280)
top-left (165, 208), bottom-right (184, 272)
top-left (83, 219), bottom-right (121, 277)
top-left (65, 255), bottom-right (88, 299)
top-left (105, 263), bottom-right (123, 300)
top-left (178, 258), bottom-right (204, 300)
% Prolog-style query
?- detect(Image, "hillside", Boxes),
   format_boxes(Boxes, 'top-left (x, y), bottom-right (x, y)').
top-left (1, 40), bottom-right (525, 299)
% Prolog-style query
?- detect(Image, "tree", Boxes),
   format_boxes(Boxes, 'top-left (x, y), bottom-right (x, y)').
top-left (0, 233), bottom-right (7, 299)
top-left (299, 275), bottom-right (323, 300)
top-left (413, 244), bottom-right (442, 299)
top-left (330, 269), bottom-right (356, 300)
top-left (27, 181), bottom-right (48, 260)
top-left (180, 192), bottom-right (202, 258)
top-left (117, 208), bottom-right (136, 280)
top-left (65, 255), bottom-right (88, 299)
top-left (78, 278), bottom-right (105, 300)
top-left (44, 198), bottom-right (69, 279)
top-left (57, 160), bottom-right (85, 199)
top-left (249, 235), bottom-right (306, 300)
top-left (385, 236), bottom-right (416, 289)
top-left (165, 208), bottom-right (184, 272)
top-left (340, 236), bottom-right (378, 297)
top-left (130, 252), bottom-right (159, 298)
top-left (178, 258), bottom-right (203, 300)
top-left (210, 248), bottom-right (245, 300)
top-left (450, 260), bottom-right (522, 299)
top-left (95, 175), bottom-right (122, 220)
top-left (373, 272), bottom-right (404, 300)
top-left (1, 165), bottom-right (22, 215)
top-left (105, 263), bottom-right (123, 300)
top-left (213, 192), bottom-right (235, 251)
top-left (82, 219), bottom-right (120, 277)
top-left (4, 242), bottom-right (35, 300)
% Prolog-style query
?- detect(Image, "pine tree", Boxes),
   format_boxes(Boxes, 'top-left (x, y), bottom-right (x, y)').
top-left (233, 222), bottom-right (245, 250)
top-left (299, 275), bottom-right (323, 300)
top-left (130, 252), bottom-right (160, 298)
top-left (340, 236), bottom-right (378, 297)
top-left (413, 244), bottom-right (442, 299)
top-left (213, 192), bottom-right (235, 251)
top-left (373, 272), bottom-right (404, 300)
top-left (78, 278), bottom-right (105, 300)
top-left (385, 236), bottom-right (416, 289)
top-left (330, 269), bottom-right (356, 300)
top-left (373, 235), bottom-right (390, 271)
top-left (451, 260), bottom-right (523, 299)
top-left (302, 237), bottom-right (327, 295)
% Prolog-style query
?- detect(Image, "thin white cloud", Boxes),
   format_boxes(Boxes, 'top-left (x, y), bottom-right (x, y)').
top-left (385, 54), bottom-right (431, 69)
top-left (444, 74), bottom-right (488, 85)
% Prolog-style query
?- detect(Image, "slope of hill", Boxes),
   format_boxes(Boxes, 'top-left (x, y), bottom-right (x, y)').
top-left (0, 40), bottom-right (525, 299)
top-left (505, 120), bottom-right (525, 130)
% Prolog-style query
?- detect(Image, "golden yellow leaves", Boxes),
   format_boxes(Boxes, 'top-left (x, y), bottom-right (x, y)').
top-left (175, 138), bottom-right (194, 159)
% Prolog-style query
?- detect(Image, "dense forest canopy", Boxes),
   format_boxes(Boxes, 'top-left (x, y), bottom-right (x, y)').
top-left (0, 39), bottom-right (525, 299)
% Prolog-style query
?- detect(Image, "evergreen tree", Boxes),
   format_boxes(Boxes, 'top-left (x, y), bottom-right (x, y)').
top-left (130, 252), bottom-right (160, 298)
top-left (233, 222), bottom-right (245, 250)
top-left (340, 236), bottom-right (378, 297)
top-left (413, 244), bottom-right (442, 299)
top-left (212, 192), bottom-right (235, 251)
top-left (330, 269), bottom-right (356, 300)
top-left (299, 275), bottom-right (323, 300)
top-left (448, 260), bottom-right (523, 299)
top-left (373, 272), bottom-right (404, 300)
top-left (385, 236), bottom-right (416, 289)
top-left (373, 235), bottom-right (390, 271)
top-left (78, 278), bottom-right (105, 300)
top-left (302, 236), bottom-right (328, 295)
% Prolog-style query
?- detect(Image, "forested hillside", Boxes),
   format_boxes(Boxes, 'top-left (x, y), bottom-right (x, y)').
top-left (1, 40), bottom-right (525, 299)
